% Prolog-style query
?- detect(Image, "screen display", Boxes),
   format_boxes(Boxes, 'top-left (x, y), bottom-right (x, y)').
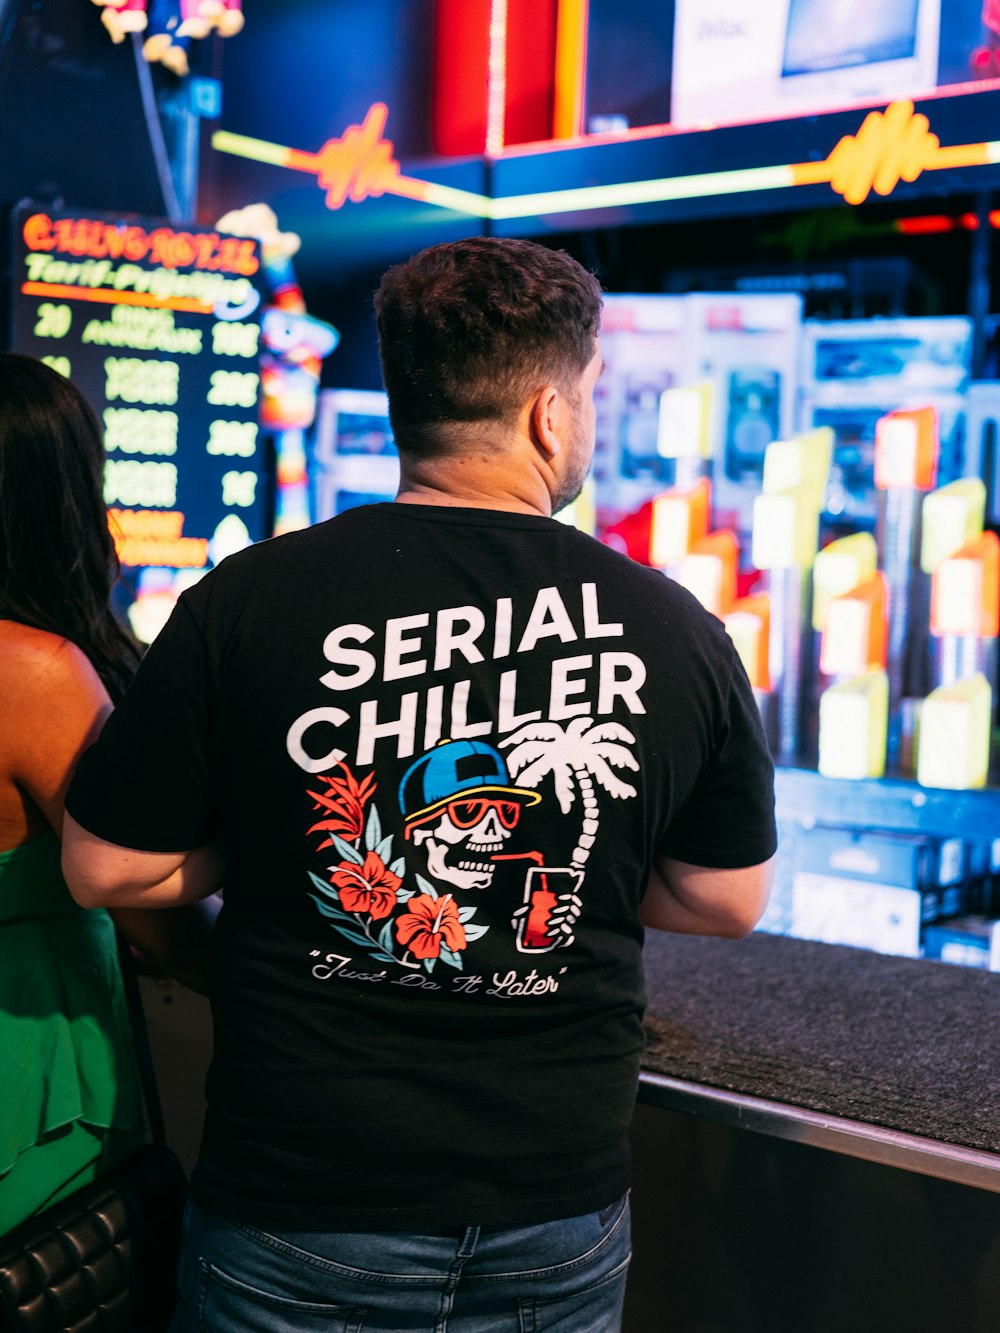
top-left (9, 204), bottom-right (270, 637)
top-left (783, 0), bottom-right (920, 76)
top-left (665, 0), bottom-right (965, 133)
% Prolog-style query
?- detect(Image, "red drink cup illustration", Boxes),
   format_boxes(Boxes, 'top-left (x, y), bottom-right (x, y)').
top-left (516, 867), bottom-right (584, 953)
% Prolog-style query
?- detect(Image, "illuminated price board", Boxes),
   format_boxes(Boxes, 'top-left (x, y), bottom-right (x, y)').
top-left (9, 203), bottom-right (269, 622)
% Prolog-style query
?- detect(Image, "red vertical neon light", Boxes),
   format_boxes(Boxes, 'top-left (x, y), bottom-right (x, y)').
top-left (504, 0), bottom-right (559, 147)
top-left (433, 0), bottom-right (564, 155)
top-left (432, 0), bottom-right (493, 156)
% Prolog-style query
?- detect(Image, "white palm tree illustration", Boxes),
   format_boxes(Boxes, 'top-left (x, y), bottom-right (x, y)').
top-left (501, 717), bottom-right (639, 869)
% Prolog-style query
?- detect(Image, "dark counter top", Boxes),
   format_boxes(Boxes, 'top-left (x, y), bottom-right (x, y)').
top-left (639, 930), bottom-right (1000, 1171)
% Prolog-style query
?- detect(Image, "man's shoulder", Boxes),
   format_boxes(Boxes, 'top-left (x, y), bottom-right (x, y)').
top-left (171, 515), bottom-right (362, 632)
top-left (198, 510), bottom-right (373, 581)
top-left (561, 528), bottom-right (728, 618)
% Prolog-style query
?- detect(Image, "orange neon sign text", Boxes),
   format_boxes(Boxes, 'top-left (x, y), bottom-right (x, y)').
top-left (108, 508), bottom-right (208, 568)
top-left (22, 213), bottom-right (259, 276)
top-left (109, 509), bottom-right (186, 539)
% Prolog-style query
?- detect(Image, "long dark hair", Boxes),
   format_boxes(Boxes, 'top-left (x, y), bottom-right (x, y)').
top-left (0, 353), bottom-right (140, 702)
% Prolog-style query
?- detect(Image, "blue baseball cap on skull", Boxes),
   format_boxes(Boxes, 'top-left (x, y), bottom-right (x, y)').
top-left (398, 740), bottom-right (540, 828)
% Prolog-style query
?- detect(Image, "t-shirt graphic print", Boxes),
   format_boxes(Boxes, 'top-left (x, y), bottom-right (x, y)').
top-left (292, 578), bottom-right (643, 985)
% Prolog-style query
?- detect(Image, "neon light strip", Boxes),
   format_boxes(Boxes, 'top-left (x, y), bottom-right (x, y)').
top-left (210, 131), bottom-right (1000, 223)
top-left (406, 181), bottom-right (495, 216)
top-left (212, 129), bottom-right (495, 217)
top-left (21, 282), bottom-right (214, 313)
top-left (553, 0), bottom-right (589, 140)
top-left (489, 164), bottom-right (796, 218)
top-left (486, 0), bottom-right (508, 157)
top-left (208, 130), bottom-right (294, 168)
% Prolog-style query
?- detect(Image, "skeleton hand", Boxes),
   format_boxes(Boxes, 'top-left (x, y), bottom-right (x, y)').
top-left (511, 891), bottom-right (583, 947)
top-left (548, 892), bottom-right (583, 947)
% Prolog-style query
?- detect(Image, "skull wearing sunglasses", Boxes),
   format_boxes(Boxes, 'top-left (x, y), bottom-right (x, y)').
top-left (410, 797), bottom-right (522, 891)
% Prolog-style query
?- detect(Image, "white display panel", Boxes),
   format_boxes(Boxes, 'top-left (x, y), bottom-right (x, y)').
top-left (671, 0), bottom-right (941, 130)
top-left (312, 388), bottom-right (399, 520)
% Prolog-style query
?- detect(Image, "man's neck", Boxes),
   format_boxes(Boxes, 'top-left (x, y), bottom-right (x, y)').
top-left (394, 462), bottom-right (553, 518)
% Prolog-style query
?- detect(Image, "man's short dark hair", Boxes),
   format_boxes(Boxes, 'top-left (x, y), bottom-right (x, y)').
top-left (374, 237), bottom-right (603, 458)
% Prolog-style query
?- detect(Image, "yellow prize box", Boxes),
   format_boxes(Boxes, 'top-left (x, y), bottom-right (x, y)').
top-left (820, 574), bottom-right (887, 677)
top-left (917, 674), bottom-right (992, 790)
top-left (762, 427), bottom-right (833, 513)
top-left (751, 487), bottom-right (818, 571)
top-left (649, 478), bottom-right (711, 567)
top-left (874, 406), bottom-right (938, 490)
top-left (931, 531), bottom-right (1000, 638)
top-left (812, 531), bottom-right (878, 632)
top-left (921, 478), bottom-right (987, 574)
top-left (724, 594), bottom-right (770, 690)
top-left (657, 382), bottom-right (712, 459)
top-left (678, 529), bottom-right (738, 618)
top-left (818, 669), bottom-right (888, 780)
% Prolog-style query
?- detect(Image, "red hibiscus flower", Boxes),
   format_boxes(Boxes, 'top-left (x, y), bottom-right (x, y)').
top-left (308, 763), bottom-right (377, 845)
top-left (330, 851), bottom-right (401, 920)
top-left (395, 894), bottom-right (467, 960)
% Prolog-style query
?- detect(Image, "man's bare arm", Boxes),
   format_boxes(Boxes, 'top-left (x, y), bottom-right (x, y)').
top-left (640, 853), bottom-right (776, 938)
top-left (62, 813), bottom-right (225, 910)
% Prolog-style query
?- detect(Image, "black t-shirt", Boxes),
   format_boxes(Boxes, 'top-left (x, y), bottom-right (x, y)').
top-left (67, 503), bottom-right (776, 1230)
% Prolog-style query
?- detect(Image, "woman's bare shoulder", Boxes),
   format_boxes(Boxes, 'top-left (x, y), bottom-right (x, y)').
top-left (0, 622), bottom-right (110, 836)
top-left (0, 621), bottom-right (100, 700)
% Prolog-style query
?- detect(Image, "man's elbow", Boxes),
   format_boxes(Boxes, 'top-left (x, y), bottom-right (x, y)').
top-left (721, 863), bottom-right (775, 937)
top-left (713, 898), bottom-right (767, 939)
top-left (644, 853), bottom-right (776, 939)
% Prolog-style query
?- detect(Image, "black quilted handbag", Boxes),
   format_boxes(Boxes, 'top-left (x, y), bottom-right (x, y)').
top-left (0, 939), bottom-right (189, 1333)
top-left (0, 1144), bottom-right (187, 1333)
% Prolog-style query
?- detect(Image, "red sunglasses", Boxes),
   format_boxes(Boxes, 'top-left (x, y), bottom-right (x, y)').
top-left (446, 797), bottom-right (522, 830)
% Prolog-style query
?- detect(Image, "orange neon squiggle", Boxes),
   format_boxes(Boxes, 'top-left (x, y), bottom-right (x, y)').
top-left (312, 104), bottom-right (404, 209)
top-left (790, 99), bottom-right (991, 205)
top-left (832, 101), bottom-right (938, 204)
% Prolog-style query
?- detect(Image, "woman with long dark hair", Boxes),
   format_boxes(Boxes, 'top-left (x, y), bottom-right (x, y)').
top-left (0, 353), bottom-right (208, 1231)
top-left (0, 353), bottom-right (141, 700)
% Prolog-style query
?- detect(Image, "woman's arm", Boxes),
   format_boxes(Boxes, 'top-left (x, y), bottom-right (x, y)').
top-left (3, 627), bottom-right (220, 991)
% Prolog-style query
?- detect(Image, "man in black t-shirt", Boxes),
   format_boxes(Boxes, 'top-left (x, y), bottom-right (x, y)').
top-left (64, 237), bottom-right (776, 1333)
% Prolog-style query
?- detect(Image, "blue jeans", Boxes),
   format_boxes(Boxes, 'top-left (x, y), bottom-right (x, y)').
top-left (170, 1193), bottom-right (631, 1332)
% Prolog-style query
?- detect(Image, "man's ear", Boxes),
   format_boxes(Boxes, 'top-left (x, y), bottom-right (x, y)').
top-left (528, 385), bottom-right (562, 459)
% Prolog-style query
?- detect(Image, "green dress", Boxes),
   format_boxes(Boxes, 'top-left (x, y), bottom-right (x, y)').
top-left (0, 830), bottom-right (145, 1233)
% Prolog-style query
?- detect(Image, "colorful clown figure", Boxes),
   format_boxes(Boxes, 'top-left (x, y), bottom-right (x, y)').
top-left (176, 0), bottom-right (245, 38)
top-left (142, 0), bottom-right (189, 73)
top-left (216, 0), bottom-right (244, 36)
top-left (177, 0), bottom-right (221, 38)
top-left (259, 305), bottom-right (339, 431)
top-left (214, 205), bottom-right (338, 534)
top-left (400, 741), bottom-right (540, 893)
top-left (96, 0), bottom-right (148, 43)
top-left (135, 0), bottom-right (242, 70)
top-left (215, 204), bottom-right (340, 434)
